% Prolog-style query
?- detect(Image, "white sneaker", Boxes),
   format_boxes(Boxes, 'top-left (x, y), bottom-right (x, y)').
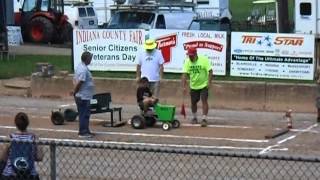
top-left (78, 133), bottom-right (93, 138)
top-left (201, 119), bottom-right (207, 127)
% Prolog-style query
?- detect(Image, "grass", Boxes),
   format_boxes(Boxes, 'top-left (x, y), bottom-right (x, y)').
top-left (0, 55), bottom-right (314, 84)
top-left (0, 55), bottom-right (71, 79)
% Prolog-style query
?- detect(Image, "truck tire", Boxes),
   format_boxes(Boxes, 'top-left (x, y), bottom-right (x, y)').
top-left (62, 22), bottom-right (73, 42)
top-left (54, 22), bottom-right (73, 43)
top-left (28, 17), bottom-right (54, 43)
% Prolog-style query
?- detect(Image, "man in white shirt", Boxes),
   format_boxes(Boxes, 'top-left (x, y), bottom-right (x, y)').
top-left (72, 51), bottom-right (95, 138)
top-left (136, 39), bottom-right (164, 98)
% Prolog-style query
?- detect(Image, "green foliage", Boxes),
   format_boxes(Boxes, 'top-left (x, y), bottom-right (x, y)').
top-left (230, 0), bottom-right (294, 22)
top-left (230, 0), bottom-right (254, 21)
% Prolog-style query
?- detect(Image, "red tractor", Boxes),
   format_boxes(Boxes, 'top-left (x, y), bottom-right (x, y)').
top-left (15, 0), bottom-right (72, 43)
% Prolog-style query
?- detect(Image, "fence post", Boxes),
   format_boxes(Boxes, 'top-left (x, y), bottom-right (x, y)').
top-left (50, 143), bottom-right (56, 180)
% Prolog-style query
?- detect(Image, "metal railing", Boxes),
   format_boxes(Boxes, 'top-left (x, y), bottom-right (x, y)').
top-left (0, 138), bottom-right (319, 180)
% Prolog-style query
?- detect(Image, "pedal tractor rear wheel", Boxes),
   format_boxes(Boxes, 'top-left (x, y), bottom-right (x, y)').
top-left (131, 115), bottom-right (146, 129)
top-left (172, 120), bottom-right (180, 128)
top-left (145, 116), bottom-right (157, 127)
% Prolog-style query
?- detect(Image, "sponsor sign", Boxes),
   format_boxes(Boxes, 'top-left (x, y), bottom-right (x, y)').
top-left (7, 26), bottom-right (23, 46)
top-left (149, 30), bottom-right (227, 75)
top-left (73, 29), bottom-right (227, 75)
top-left (231, 32), bottom-right (315, 80)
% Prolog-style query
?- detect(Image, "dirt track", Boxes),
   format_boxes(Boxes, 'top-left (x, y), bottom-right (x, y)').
top-left (1, 44), bottom-right (320, 157)
top-left (0, 96), bottom-right (319, 157)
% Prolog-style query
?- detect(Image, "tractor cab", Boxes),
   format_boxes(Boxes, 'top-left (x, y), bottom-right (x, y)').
top-left (17, 0), bottom-right (71, 43)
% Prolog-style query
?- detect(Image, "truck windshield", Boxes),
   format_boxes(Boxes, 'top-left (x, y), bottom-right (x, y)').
top-left (107, 11), bottom-right (155, 29)
top-left (23, 0), bottom-right (37, 11)
top-left (189, 19), bottom-right (230, 32)
top-left (200, 20), bottom-right (221, 30)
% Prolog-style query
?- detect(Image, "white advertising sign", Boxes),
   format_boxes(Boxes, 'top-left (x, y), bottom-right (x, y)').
top-left (7, 26), bottom-right (23, 46)
top-left (73, 29), bottom-right (227, 75)
top-left (73, 29), bottom-right (145, 71)
top-left (149, 30), bottom-right (227, 75)
top-left (231, 32), bottom-right (315, 80)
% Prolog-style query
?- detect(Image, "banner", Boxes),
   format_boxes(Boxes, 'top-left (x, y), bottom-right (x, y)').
top-left (231, 32), bottom-right (315, 80)
top-left (73, 29), bottom-right (145, 71)
top-left (73, 29), bottom-right (227, 75)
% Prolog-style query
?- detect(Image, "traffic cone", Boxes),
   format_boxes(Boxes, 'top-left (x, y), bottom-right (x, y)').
top-left (285, 109), bottom-right (293, 129)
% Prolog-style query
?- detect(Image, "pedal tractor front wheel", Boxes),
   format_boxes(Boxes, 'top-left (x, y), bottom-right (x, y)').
top-left (131, 115), bottom-right (146, 129)
top-left (162, 123), bottom-right (171, 131)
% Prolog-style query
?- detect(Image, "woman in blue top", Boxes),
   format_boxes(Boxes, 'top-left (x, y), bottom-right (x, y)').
top-left (2, 112), bottom-right (41, 180)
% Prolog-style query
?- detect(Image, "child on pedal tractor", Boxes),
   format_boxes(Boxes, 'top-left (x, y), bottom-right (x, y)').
top-left (136, 77), bottom-right (159, 116)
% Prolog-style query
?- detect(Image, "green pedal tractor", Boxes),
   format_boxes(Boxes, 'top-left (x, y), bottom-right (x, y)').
top-left (131, 103), bottom-right (180, 131)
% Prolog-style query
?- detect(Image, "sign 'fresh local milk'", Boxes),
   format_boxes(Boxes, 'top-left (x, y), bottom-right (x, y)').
top-left (149, 30), bottom-right (227, 75)
top-left (73, 29), bottom-right (145, 71)
top-left (231, 32), bottom-right (315, 80)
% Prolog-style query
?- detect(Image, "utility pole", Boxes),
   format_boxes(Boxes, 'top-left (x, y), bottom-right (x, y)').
top-left (0, 0), bottom-right (8, 56)
top-left (0, 0), bottom-right (6, 33)
top-left (277, 0), bottom-right (289, 33)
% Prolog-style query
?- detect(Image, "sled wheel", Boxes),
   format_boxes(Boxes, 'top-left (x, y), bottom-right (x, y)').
top-left (51, 111), bottom-right (64, 125)
top-left (64, 108), bottom-right (78, 122)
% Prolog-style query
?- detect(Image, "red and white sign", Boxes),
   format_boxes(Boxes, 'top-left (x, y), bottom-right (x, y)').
top-left (150, 30), bottom-right (227, 75)
top-left (156, 34), bottom-right (177, 64)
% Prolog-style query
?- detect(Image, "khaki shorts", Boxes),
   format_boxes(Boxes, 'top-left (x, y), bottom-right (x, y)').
top-left (149, 81), bottom-right (160, 98)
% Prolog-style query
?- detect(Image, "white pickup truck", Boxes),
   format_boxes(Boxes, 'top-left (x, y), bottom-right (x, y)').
top-left (64, 2), bottom-right (98, 29)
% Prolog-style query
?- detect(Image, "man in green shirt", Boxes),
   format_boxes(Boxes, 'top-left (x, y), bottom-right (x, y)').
top-left (182, 47), bottom-right (213, 127)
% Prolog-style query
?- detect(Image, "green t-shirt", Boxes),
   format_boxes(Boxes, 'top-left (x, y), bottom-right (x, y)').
top-left (183, 55), bottom-right (212, 90)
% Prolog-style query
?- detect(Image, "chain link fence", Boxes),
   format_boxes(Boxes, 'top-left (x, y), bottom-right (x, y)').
top-left (0, 138), bottom-right (319, 180)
